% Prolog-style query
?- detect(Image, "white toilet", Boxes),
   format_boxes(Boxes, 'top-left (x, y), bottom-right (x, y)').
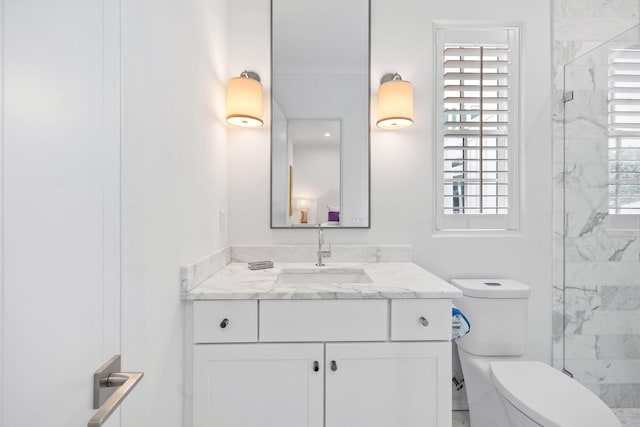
top-left (451, 278), bottom-right (620, 427)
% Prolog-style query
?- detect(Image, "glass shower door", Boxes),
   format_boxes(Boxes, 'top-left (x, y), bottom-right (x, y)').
top-left (562, 24), bottom-right (640, 408)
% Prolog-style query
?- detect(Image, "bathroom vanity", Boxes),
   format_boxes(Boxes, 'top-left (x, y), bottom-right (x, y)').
top-left (183, 262), bottom-right (461, 427)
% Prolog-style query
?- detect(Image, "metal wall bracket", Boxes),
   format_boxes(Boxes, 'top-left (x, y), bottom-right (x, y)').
top-left (563, 91), bottom-right (574, 103)
top-left (89, 355), bottom-right (144, 427)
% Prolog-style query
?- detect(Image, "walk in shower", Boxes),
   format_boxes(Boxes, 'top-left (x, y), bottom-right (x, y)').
top-left (561, 24), bottom-right (640, 410)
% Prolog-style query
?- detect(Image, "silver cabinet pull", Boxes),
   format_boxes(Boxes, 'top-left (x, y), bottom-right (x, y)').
top-left (330, 360), bottom-right (338, 372)
top-left (419, 316), bottom-right (429, 327)
top-left (88, 355), bottom-right (143, 427)
top-left (220, 318), bottom-right (229, 328)
top-left (313, 361), bottom-right (320, 372)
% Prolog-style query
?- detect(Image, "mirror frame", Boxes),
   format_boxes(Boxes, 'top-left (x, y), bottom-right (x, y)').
top-left (269, 0), bottom-right (371, 229)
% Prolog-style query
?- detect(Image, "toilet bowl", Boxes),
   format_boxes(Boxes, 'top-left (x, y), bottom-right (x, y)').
top-left (451, 279), bottom-right (620, 427)
top-left (491, 360), bottom-right (620, 427)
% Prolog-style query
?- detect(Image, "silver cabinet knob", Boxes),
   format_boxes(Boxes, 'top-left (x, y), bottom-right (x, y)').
top-left (419, 316), bottom-right (429, 327)
top-left (220, 318), bottom-right (229, 328)
top-left (330, 360), bottom-right (338, 372)
top-left (313, 361), bottom-right (319, 372)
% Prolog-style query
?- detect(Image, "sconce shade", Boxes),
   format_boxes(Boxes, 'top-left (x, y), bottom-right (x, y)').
top-left (376, 76), bottom-right (414, 129)
top-left (226, 72), bottom-right (264, 127)
top-left (296, 198), bottom-right (309, 210)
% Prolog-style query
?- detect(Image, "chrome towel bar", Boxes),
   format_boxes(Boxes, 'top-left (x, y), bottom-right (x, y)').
top-left (88, 355), bottom-right (143, 427)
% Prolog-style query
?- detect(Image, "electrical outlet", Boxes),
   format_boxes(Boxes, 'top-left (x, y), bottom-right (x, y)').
top-left (219, 209), bottom-right (226, 232)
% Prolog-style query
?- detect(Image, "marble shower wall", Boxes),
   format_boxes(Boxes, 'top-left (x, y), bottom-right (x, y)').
top-left (553, 0), bottom-right (640, 408)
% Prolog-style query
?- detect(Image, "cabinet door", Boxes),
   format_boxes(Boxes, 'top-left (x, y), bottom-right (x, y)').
top-left (325, 342), bottom-right (451, 427)
top-left (194, 343), bottom-right (324, 427)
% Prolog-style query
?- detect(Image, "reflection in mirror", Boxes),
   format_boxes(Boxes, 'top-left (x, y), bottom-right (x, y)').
top-left (289, 120), bottom-right (340, 226)
top-left (270, 0), bottom-right (370, 228)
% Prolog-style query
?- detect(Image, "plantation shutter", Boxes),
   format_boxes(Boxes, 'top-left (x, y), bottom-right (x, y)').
top-left (435, 27), bottom-right (519, 230)
top-left (609, 48), bottom-right (640, 214)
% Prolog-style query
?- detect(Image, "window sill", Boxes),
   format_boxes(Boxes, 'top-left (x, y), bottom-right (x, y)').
top-left (604, 214), bottom-right (640, 235)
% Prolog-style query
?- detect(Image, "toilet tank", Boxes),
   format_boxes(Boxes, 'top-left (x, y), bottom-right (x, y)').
top-left (451, 279), bottom-right (531, 356)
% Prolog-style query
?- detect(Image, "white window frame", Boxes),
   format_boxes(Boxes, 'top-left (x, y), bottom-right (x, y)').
top-left (608, 47), bottom-right (640, 222)
top-left (434, 25), bottom-right (520, 231)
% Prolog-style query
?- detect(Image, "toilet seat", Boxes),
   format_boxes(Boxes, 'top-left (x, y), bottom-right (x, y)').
top-left (490, 361), bottom-right (620, 427)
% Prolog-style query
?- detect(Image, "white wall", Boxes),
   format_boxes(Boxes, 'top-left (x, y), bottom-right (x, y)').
top-left (120, 0), bottom-right (228, 424)
top-left (228, 0), bottom-right (552, 366)
top-left (1, 0), bottom-right (122, 425)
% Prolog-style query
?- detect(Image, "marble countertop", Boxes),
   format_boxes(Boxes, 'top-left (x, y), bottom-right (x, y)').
top-left (183, 262), bottom-right (462, 300)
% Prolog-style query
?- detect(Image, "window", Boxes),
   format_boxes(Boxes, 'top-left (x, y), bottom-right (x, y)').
top-left (435, 27), bottom-right (520, 230)
top-left (609, 48), bottom-right (640, 215)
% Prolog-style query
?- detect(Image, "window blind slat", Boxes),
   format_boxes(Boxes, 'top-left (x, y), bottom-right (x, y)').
top-left (444, 60), bottom-right (509, 68)
top-left (445, 85), bottom-right (509, 91)
top-left (444, 97), bottom-right (509, 103)
top-left (610, 74), bottom-right (640, 83)
top-left (444, 109), bottom-right (510, 115)
top-left (610, 99), bottom-right (640, 107)
top-left (611, 111), bottom-right (640, 118)
top-left (610, 123), bottom-right (640, 129)
top-left (444, 72), bottom-right (509, 80)
top-left (444, 130), bottom-right (509, 136)
top-left (445, 175), bottom-right (509, 178)
top-left (445, 121), bottom-right (509, 125)
top-left (443, 145), bottom-right (508, 150)
top-left (444, 47), bottom-right (509, 55)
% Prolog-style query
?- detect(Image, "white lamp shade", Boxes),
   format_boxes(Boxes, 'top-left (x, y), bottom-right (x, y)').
top-left (296, 198), bottom-right (309, 209)
top-left (376, 79), bottom-right (414, 129)
top-left (226, 76), bottom-right (264, 127)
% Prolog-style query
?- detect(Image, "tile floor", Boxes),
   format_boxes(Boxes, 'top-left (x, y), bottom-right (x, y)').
top-left (453, 409), bottom-right (640, 426)
top-left (615, 408), bottom-right (640, 426)
top-left (452, 411), bottom-right (470, 426)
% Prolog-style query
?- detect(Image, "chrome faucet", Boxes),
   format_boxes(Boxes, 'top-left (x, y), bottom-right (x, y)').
top-left (316, 226), bottom-right (332, 266)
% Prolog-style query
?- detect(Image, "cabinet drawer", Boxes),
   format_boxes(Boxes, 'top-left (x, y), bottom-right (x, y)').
top-left (260, 300), bottom-right (388, 342)
top-left (193, 300), bottom-right (258, 343)
top-left (391, 299), bottom-right (450, 341)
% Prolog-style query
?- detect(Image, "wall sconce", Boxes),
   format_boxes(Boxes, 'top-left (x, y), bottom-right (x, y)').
top-left (226, 71), bottom-right (264, 127)
top-left (376, 73), bottom-right (414, 129)
top-left (296, 199), bottom-right (309, 224)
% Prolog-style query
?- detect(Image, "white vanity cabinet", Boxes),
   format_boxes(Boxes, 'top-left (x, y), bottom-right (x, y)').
top-left (189, 298), bottom-right (452, 427)
top-left (193, 343), bottom-right (324, 427)
top-left (325, 341), bottom-right (450, 427)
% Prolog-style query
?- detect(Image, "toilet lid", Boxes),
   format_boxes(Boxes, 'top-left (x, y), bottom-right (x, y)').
top-left (490, 361), bottom-right (620, 427)
top-left (451, 279), bottom-right (531, 298)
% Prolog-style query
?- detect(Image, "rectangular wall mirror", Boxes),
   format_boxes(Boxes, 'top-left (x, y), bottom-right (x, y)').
top-left (270, 0), bottom-right (370, 228)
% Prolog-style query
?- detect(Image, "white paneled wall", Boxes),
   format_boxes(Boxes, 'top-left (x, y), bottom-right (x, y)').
top-left (1, 0), bottom-right (121, 425)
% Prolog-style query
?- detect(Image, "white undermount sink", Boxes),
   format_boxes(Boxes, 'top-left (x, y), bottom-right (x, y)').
top-left (276, 268), bottom-right (373, 284)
